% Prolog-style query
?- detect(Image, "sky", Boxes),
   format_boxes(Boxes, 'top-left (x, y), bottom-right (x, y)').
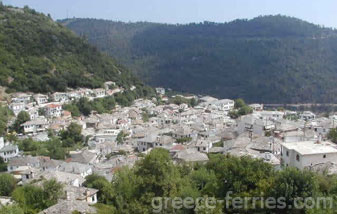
top-left (3, 0), bottom-right (337, 28)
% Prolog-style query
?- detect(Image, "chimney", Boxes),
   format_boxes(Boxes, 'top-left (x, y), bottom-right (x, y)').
top-left (65, 191), bottom-right (71, 201)
top-left (318, 134), bottom-right (322, 143)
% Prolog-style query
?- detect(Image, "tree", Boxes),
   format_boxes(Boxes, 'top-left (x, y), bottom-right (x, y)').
top-left (116, 131), bottom-right (127, 145)
top-left (84, 174), bottom-right (114, 204)
top-left (12, 180), bottom-right (63, 214)
top-left (77, 98), bottom-right (92, 116)
top-left (189, 167), bottom-right (218, 195)
top-left (270, 167), bottom-right (318, 213)
top-left (0, 105), bottom-right (12, 136)
top-left (0, 205), bottom-right (24, 214)
top-left (0, 173), bottom-right (16, 196)
top-left (12, 184), bottom-right (45, 213)
top-left (234, 98), bottom-right (246, 109)
top-left (63, 104), bottom-right (81, 117)
top-left (60, 123), bottom-right (83, 147)
top-left (0, 157), bottom-right (7, 172)
top-left (206, 154), bottom-right (275, 198)
top-left (12, 111), bottom-right (30, 133)
top-left (42, 179), bottom-right (64, 208)
top-left (238, 105), bottom-right (253, 116)
top-left (328, 128), bottom-right (337, 144)
top-left (190, 98), bottom-right (198, 107)
top-left (46, 138), bottom-right (67, 160)
top-left (134, 148), bottom-right (181, 198)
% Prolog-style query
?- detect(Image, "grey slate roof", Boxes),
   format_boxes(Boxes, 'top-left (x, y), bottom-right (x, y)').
top-left (70, 150), bottom-right (97, 164)
top-left (38, 200), bottom-right (97, 214)
top-left (0, 144), bottom-right (18, 152)
top-left (174, 149), bottom-right (209, 162)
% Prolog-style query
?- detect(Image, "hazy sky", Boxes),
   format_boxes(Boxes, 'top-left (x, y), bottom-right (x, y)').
top-left (3, 0), bottom-right (337, 28)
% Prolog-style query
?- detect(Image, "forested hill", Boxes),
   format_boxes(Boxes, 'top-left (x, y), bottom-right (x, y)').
top-left (61, 16), bottom-right (337, 103)
top-left (0, 5), bottom-right (152, 96)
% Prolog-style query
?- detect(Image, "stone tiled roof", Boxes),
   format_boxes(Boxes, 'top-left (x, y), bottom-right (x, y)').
top-left (38, 200), bottom-right (96, 214)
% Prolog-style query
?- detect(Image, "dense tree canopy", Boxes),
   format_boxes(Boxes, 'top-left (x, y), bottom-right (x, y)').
top-left (0, 5), bottom-right (152, 95)
top-left (78, 149), bottom-right (337, 213)
top-left (62, 16), bottom-right (337, 103)
top-left (11, 111), bottom-right (30, 133)
top-left (0, 173), bottom-right (16, 196)
top-left (0, 105), bottom-right (12, 136)
top-left (12, 179), bottom-right (63, 214)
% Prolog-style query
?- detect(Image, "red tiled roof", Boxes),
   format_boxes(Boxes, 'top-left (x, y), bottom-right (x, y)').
top-left (170, 144), bottom-right (186, 151)
top-left (46, 104), bottom-right (61, 108)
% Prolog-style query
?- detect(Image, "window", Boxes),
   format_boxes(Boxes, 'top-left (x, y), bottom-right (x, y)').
top-left (323, 154), bottom-right (327, 158)
top-left (286, 151), bottom-right (289, 157)
top-left (296, 154), bottom-right (300, 161)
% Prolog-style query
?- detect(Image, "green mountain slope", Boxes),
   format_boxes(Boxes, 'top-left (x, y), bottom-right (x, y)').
top-left (0, 5), bottom-right (152, 96)
top-left (61, 16), bottom-right (337, 103)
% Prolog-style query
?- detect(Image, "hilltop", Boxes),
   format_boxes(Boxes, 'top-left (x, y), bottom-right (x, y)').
top-left (0, 5), bottom-right (152, 97)
top-left (61, 16), bottom-right (337, 103)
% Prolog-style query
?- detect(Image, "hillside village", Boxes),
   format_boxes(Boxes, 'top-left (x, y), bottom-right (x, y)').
top-left (1, 84), bottom-right (337, 213)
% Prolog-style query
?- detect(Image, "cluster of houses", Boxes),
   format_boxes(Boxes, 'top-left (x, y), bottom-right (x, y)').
top-left (2, 86), bottom-right (337, 213)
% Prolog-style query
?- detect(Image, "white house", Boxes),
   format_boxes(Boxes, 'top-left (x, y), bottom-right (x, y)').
top-left (92, 88), bottom-right (106, 98)
top-left (45, 104), bottom-right (62, 118)
top-left (300, 111), bottom-right (316, 121)
top-left (0, 139), bottom-right (19, 162)
top-left (281, 141), bottom-right (337, 170)
top-left (155, 87), bottom-right (166, 95)
top-left (33, 94), bottom-right (48, 105)
top-left (137, 135), bottom-right (175, 152)
top-left (11, 93), bottom-right (31, 104)
top-left (27, 108), bottom-right (39, 120)
top-left (52, 92), bottom-right (68, 102)
top-left (259, 111), bottom-right (285, 121)
top-left (237, 114), bottom-right (275, 136)
top-left (9, 103), bottom-right (26, 116)
top-left (22, 118), bottom-right (49, 134)
top-left (64, 186), bottom-right (98, 204)
top-left (249, 104), bottom-right (264, 111)
top-left (193, 140), bottom-right (213, 153)
top-left (198, 98), bottom-right (234, 112)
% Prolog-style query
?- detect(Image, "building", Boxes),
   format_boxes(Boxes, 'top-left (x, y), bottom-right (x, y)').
top-left (52, 92), bottom-right (68, 102)
top-left (9, 102), bottom-right (26, 116)
top-left (33, 94), bottom-right (48, 105)
top-left (38, 200), bottom-right (97, 214)
top-left (259, 111), bottom-right (285, 121)
top-left (7, 156), bottom-right (41, 172)
top-left (64, 185), bottom-right (98, 204)
top-left (237, 114), bottom-right (275, 136)
top-left (198, 98), bottom-right (234, 112)
top-left (58, 162), bottom-right (93, 178)
top-left (249, 104), bottom-right (264, 111)
top-left (45, 104), bottom-right (62, 118)
top-left (22, 118), bottom-right (49, 134)
top-left (92, 88), bottom-right (106, 98)
top-left (300, 111), bottom-right (316, 121)
top-left (173, 149), bottom-right (209, 163)
top-left (281, 141), bottom-right (337, 170)
top-left (0, 138), bottom-right (19, 162)
top-left (11, 93), bottom-right (31, 104)
top-left (137, 135), bottom-right (174, 152)
top-left (69, 150), bottom-right (98, 164)
top-left (155, 87), bottom-right (166, 95)
top-left (193, 140), bottom-right (213, 153)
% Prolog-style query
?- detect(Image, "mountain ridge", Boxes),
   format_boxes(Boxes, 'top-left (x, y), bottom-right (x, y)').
top-left (61, 16), bottom-right (337, 103)
top-left (0, 5), bottom-right (153, 98)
